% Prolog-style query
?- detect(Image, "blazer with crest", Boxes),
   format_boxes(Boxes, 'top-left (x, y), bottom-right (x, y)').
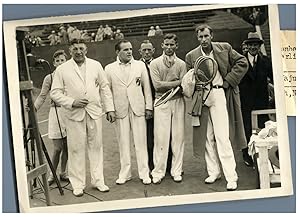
top-left (104, 59), bottom-right (153, 119)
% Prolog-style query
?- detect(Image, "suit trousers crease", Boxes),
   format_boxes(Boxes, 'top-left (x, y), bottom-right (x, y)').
top-left (152, 97), bottom-right (185, 179)
top-left (66, 114), bottom-right (105, 190)
top-left (115, 107), bottom-right (149, 180)
top-left (204, 89), bottom-right (238, 182)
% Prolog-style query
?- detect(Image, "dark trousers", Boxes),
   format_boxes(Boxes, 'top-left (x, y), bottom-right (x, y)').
top-left (146, 118), bottom-right (172, 173)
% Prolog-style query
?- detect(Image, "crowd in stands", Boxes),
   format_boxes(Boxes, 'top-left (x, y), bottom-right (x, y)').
top-left (27, 23), bottom-right (165, 47)
top-left (147, 25), bottom-right (163, 37)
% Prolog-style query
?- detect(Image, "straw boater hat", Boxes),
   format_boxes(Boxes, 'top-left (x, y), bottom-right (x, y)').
top-left (244, 32), bottom-right (264, 44)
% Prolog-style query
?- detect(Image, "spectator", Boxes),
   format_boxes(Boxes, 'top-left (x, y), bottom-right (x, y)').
top-left (155, 25), bottom-right (163, 36)
top-left (103, 24), bottom-right (113, 40)
top-left (81, 30), bottom-right (91, 43)
top-left (249, 8), bottom-right (262, 25)
top-left (239, 32), bottom-right (273, 167)
top-left (34, 35), bottom-right (43, 47)
top-left (95, 25), bottom-right (105, 42)
top-left (90, 33), bottom-right (96, 42)
top-left (111, 25), bottom-right (117, 40)
top-left (69, 26), bottom-right (81, 41)
top-left (59, 26), bottom-right (69, 44)
top-left (48, 30), bottom-right (59, 46)
top-left (114, 29), bottom-right (124, 40)
top-left (241, 41), bottom-right (248, 56)
top-left (147, 26), bottom-right (156, 37)
top-left (67, 24), bottom-right (75, 41)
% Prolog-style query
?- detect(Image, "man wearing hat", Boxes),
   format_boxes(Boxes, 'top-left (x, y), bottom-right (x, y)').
top-left (239, 32), bottom-right (273, 166)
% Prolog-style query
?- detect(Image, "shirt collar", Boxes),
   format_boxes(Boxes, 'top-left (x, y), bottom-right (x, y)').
top-left (248, 52), bottom-right (257, 60)
top-left (141, 58), bottom-right (153, 64)
top-left (162, 52), bottom-right (177, 60)
top-left (71, 57), bottom-right (86, 67)
top-left (117, 56), bottom-right (134, 65)
top-left (200, 46), bottom-right (213, 56)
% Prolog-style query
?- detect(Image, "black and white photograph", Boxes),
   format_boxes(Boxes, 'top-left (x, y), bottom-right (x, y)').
top-left (3, 4), bottom-right (293, 213)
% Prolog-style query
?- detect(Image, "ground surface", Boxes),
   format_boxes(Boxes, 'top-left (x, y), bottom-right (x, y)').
top-left (28, 90), bottom-right (259, 208)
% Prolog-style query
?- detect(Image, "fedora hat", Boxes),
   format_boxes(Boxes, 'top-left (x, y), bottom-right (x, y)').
top-left (268, 146), bottom-right (279, 168)
top-left (244, 32), bottom-right (264, 44)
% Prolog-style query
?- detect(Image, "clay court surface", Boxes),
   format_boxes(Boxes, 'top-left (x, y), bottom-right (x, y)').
top-left (29, 89), bottom-right (258, 208)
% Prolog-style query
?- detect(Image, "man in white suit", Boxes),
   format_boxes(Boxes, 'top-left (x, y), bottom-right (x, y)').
top-left (105, 39), bottom-right (153, 185)
top-left (51, 39), bottom-right (116, 197)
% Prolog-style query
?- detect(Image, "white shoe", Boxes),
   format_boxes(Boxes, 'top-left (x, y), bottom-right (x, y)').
top-left (205, 175), bottom-right (221, 184)
top-left (73, 189), bottom-right (84, 197)
top-left (152, 177), bottom-right (162, 184)
top-left (96, 184), bottom-right (110, 192)
top-left (227, 181), bottom-right (238, 191)
top-left (142, 177), bottom-right (151, 185)
top-left (173, 175), bottom-right (182, 183)
top-left (116, 177), bottom-right (131, 185)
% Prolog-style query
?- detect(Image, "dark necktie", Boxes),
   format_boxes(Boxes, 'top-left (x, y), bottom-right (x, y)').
top-left (143, 60), bottom-right (155, 99)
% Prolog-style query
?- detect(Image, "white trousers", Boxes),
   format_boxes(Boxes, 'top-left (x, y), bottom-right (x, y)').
top-left (66, 114), bottom-right (105, 190)
top-left (204, 88), bottom-right (238, 182)
top-left (115, 107), bottom-right (149, 180)
top-left (152, 97), bottom-right (185, 179)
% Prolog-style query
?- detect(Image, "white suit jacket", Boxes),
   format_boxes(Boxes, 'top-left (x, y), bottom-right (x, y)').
top-left (105, 58), bottom-right (153, 119)
top-left (50, 58), bottom-right (114, 121)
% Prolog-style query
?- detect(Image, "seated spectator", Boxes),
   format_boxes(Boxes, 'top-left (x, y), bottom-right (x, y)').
top-left (48, 30), bottom-right (59, 45)
top-left (33, 36), bottom-right (43, 47)
top-left (95, 25), bottom-right (104, 42)
top-left (147, 26), bottom-right (156, 37)
top-left (59, 26), bottom-right (69, 44)
top-left (90, 33), bottom-right (96, 42)
top-left (155, 25), bottom-right (163, 36)
top-left (114, 29), bottom-right (124, 40)
top-left (69, 26), bottom-right (81, 41)
top-left (111, 25), bottom-right (117, 39)
top-left (81, 30), bottom-right (91, 42)
top-left (66, 24), bottom-right (75, 41)
top-left (103, 24), bottom-right (113, 40)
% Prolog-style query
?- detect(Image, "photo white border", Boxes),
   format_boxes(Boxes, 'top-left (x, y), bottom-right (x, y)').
top-left (3, 4), bottom-right (293, 213)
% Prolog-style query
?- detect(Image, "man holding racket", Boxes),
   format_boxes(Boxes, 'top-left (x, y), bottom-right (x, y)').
top-left (185, 24), bottom-right (248, 191)
top-left (150, 33), bottom-right (186, 184)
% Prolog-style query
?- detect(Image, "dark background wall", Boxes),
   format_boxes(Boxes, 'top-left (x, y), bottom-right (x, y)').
top-left (30, 27), bottom-right (252, 88)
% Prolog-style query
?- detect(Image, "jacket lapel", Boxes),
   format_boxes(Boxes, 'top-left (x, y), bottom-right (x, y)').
top-left (212, 43), bottom-right (226, 78)
top-left (111, 62), bottom-right (128, 86)
top-left (71, 58), bottom-right (85, 83)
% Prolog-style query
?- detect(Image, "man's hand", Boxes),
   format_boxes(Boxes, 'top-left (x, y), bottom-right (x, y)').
top-left (222, 80), bottom-right (230, 89)
top-left (195, 83), bottom-right (204, 91)
top-left (106, 111), bottom-right (116, 123)
top-left (145, 109), bottom-right (153, 120)
top-left (72, 99), bottom-right (89, 108)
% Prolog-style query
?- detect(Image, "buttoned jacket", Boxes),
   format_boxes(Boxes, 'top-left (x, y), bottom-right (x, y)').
top-left (105, 59), bottom-right (153, 119)
top-left (50, 58), bottom-right (114, 121)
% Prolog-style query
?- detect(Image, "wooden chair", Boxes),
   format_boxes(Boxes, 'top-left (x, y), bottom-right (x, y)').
top-left (251, 109), bottom-right (280, 189)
